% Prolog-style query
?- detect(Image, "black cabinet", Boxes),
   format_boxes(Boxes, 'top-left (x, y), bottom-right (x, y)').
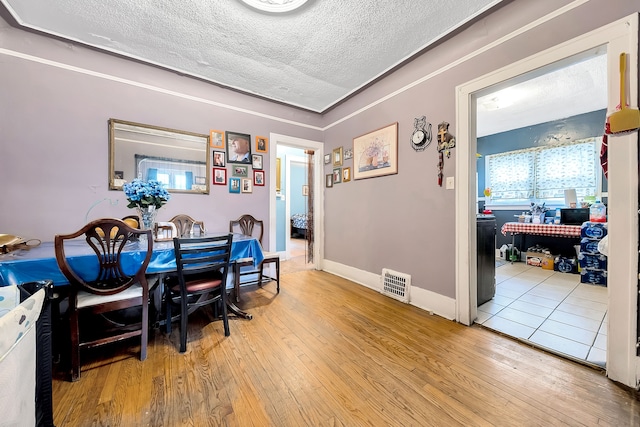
top-left (477, 215), bottom-right (496, 306)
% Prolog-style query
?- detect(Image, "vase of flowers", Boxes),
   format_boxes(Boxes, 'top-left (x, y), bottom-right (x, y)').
top-left (122, 179), bottom-right (171, 230)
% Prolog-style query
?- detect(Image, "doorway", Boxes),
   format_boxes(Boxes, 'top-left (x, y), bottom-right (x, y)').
top-left (472, 50), bottom-right (608, 367)
top-left (455, 14), bottom-right (639, 385)
top-left (269, 133), bottom-right (324, 273)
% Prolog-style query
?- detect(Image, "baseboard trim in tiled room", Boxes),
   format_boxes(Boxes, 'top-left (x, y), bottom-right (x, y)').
top-left (476, 261), bottom-right (607, 368)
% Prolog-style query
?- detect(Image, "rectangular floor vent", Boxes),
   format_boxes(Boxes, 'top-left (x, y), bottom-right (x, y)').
top-left (381, 268), bottom-right (411, 303)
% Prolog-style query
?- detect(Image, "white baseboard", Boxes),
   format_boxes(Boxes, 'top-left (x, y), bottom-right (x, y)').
top-left (322, 259), bottom-right (456, 321)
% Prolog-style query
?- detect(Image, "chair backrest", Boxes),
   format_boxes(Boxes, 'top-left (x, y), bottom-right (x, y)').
top-left (229, 214), bottom-right (264, 244)
top-left (121, 215), bottom-right (140, 229)
top-left (54, 218), bottom-right (153, 296)
top-left (169, 214), bottom-right (206, 238)
top-left (173, 234), bottom-right (233, 285)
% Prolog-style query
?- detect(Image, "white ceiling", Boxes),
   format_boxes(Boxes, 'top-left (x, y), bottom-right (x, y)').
top-left (1, 0), bottom-right (607, 135)
top-left (1, 0), bottom-right (503, 113)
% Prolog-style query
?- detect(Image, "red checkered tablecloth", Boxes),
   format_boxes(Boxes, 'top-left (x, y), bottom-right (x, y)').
top-left (500, 222), bottom-right (582, 237)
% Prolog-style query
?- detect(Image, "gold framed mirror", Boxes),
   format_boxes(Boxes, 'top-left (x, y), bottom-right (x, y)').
top-left (109, 119), bottom-right (210, 194)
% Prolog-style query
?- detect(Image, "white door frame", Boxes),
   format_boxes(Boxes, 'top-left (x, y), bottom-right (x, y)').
top-left (455, 14), bottom-right (639, 387)
top-left (269, 133), bottom-right (324, 268)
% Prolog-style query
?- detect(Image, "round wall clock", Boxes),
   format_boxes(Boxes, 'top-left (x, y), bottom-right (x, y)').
top-left (411, 116), bottom-right (432, 151)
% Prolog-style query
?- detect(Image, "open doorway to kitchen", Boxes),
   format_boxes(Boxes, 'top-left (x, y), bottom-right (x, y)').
top-left (474, 50), bottom-right (608, 368)
top-left (456, 14), bottom-right (639, 384)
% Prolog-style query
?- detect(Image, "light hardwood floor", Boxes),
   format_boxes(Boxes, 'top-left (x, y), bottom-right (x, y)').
top-left (52, 271), bottom-right (640, 426)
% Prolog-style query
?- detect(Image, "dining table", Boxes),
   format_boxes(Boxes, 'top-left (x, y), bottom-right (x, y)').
top-left (0, 232), bottom-right (265, 320)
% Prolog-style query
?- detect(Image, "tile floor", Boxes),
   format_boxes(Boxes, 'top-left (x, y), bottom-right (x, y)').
top-left (476, 260), bottom-right (608, 367)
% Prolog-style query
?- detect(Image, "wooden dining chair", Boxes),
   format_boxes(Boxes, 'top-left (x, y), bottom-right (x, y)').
top-left (169, 214), bottom-right (206, 238)
top-left (229, 215), bottom-right (280, 302)
top-left (164, 234), bottom-right (233, 353)
top-left (54, 218), bottom-right (153, 381)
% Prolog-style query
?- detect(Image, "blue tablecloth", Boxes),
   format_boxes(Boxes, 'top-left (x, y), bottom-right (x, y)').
top-left (0, 233), bottom-right (264, 287)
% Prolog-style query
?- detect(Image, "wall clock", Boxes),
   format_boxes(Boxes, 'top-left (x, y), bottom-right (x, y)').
top-left (410, 116), bottom-right (432, 151)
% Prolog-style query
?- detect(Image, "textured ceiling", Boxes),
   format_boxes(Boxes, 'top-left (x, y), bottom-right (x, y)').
top-left (1, 0), bottom-right (504, 113)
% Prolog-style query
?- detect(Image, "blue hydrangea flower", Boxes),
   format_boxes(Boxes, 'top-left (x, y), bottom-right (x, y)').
top-left (123, 179), bottom-right (171, 209)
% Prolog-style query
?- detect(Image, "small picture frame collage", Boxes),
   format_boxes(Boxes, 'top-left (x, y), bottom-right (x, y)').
top-left (326, 145), bottom-right (352, 188)
top-left (210, 130), bottom-right (267, 193)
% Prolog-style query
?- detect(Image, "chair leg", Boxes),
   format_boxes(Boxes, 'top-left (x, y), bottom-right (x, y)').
top-left (234, 262), bottom-right (241, 303)
top-left (165, 285), bottom-right (172, 334)
top-left (69, 310), bottom-right (80, 382)
top-left (179, 291), bottom-right (188, 353)
top-left (221, 290), bottom-right (230, 337)
top-left (140, 298), bottom-right (148, 361)
top-left (275, 258), bottom-right (280, 293)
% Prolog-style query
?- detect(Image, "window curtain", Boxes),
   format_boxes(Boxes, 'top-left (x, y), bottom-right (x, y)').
top-left (486, 138), bottom-right (597, 202)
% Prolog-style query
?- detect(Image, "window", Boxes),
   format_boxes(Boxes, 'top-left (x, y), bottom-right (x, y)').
top-left (135, 155), bottom-right (205, 190)
top-left (485, 137), bottom-right (599, 206)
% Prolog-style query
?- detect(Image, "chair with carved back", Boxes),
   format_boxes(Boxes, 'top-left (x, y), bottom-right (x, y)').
top-left (163, 234), bottom-right (233, 352)
top-left (229, 214), bottom-right (280, 303)
top-left (169, 214), bottom-right (206, 238)
top-left (54, 218), bottom-right (153, 381)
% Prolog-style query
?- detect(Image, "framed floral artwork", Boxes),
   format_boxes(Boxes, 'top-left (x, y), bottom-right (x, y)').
top-left (353, 122), bottom-right (398, 180)
top-left (256, 136), bottom-right (268, 153)
top-left (210, 129), bottom-right (224, 149)
top-left (254, 170), bottom-right (265, 186)
top-left (213, 168), bottom-right (226, 185)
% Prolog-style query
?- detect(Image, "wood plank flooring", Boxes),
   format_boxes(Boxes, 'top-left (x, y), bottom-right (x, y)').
top-left (52, 270), bottom-right (640, 426)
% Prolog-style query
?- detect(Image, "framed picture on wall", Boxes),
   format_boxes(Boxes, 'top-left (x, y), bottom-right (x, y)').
top-left (212, 151), bottom-right (226, 167)
top-left (210, 129), bottom-right (224, 149)
top-left (213, 168), bottom-right (226, 185)
top-left (333, 167), bottom-right (342, 184)
top-left (344, 148), bottom-right (353, 160)
top-left (325, 173), bottom-right (333, 188)
top-left (252, 154), bottom-right (263, 170)
top-left (226, 131), bottom-right (252, 164)
top-left (342, 167), bottom-right (351, 182)
top-left (256, 136), bottom-right (268, 153)
top-left (241, 178), bottom-right (252, 193)
top-left (333, 146), bottom-right (343, 166)
top-left (254, 170), bottom-right (265, 186)
top-left (353, 122), bottom-right (398, 180)
top-left (324, 154), bottom-right (331, 165)
top-left (229, 177), bottom-right (241, 193)
top-left (232, 165), bottom-right (249, 177)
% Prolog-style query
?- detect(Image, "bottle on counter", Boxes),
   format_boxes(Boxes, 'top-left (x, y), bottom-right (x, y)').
top-left (589, 200), bottom-right (607, 223)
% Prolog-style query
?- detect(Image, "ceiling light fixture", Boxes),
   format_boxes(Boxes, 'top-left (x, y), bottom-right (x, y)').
top-left (239, 0), bottom-right (309, 13)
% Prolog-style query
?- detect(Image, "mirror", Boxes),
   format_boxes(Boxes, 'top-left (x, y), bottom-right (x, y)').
top-left (109, 119), bottom-right (210, 194)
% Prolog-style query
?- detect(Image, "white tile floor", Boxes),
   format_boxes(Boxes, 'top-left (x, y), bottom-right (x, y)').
top-left (477, 261), bottom-right (608, 367)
